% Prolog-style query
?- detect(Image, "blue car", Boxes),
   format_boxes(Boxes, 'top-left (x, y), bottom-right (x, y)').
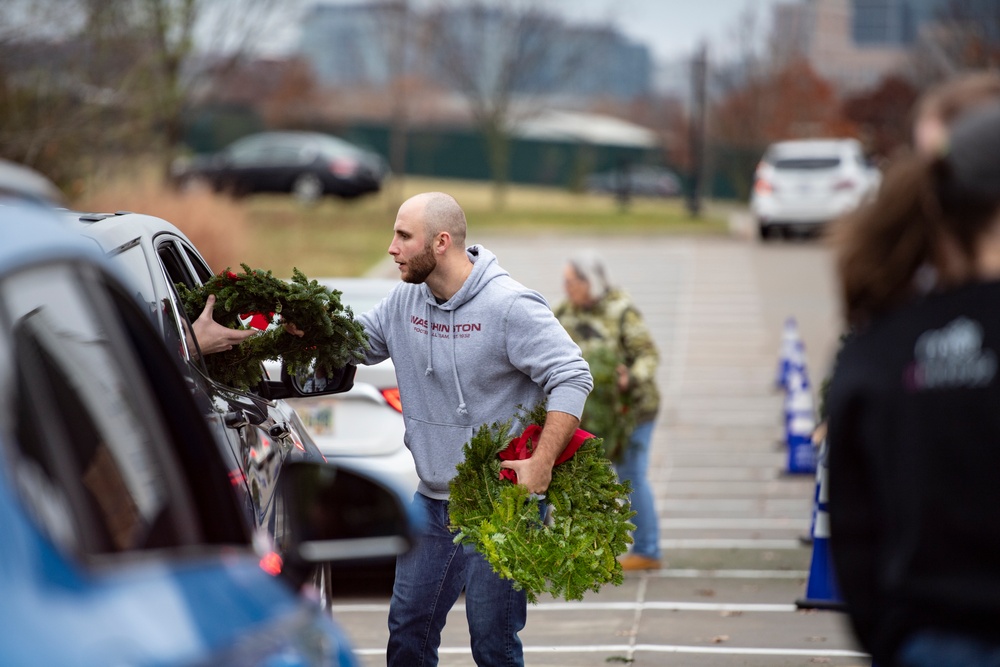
top-left (0, 195), bottom-right (415, 665)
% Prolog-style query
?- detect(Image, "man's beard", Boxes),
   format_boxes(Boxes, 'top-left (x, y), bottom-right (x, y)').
top-left (403, 242), bottom-right (436, 284)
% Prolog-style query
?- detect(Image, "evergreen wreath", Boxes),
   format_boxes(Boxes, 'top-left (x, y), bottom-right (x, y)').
top-left (581, 345), bottom-right (636, 463)
top-left (177, 264), bottom-right (369, 391)
top-left (448, 403), bottom-right (635, 603)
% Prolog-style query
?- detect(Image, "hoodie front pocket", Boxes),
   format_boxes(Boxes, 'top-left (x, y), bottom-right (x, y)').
top-left (403, 418), bottom-right (474, 494)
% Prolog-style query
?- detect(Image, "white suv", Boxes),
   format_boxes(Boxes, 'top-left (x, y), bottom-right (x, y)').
top-left (750, 138), bottom-right (881, 240)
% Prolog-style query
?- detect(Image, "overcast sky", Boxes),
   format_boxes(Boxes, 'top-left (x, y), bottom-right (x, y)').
top-left (562, 0), bottom-right (787, 62)
top-left (308, 0), bottom-right (789, 63)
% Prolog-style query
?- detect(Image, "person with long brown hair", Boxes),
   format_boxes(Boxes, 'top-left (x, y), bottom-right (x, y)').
top-left (825, 100), bottom-right (1000, 667)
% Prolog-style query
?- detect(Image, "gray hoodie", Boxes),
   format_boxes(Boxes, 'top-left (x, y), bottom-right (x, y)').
top-left (358, 245), bottom-right (593, 499)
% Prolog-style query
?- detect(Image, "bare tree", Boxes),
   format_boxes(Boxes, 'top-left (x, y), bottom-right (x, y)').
top-left (706, 5), bottom-right (773, 201)
top-left (0, 0), bottom-right (300, 189)
top-left (131, 0), bottom-right (304, 178)
top-left (422, 0), bottom-right (596, 209)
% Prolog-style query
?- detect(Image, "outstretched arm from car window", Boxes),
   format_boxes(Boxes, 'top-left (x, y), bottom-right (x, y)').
top-left (191, 294), bottom-right (257, 358)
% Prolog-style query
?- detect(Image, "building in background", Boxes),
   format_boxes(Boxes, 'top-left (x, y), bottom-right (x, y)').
top-left (770, 0), bottom-right (908, 92)
top-left (852, 0), bottom-right (945, 46)
top-left (297, 1), bottom-right (651, 101)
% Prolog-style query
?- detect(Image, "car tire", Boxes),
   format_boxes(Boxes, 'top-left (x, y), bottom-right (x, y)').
top-left (293, 174), bottom-right (323, 205)
top-left (758, 223), bottom-right (773, 241)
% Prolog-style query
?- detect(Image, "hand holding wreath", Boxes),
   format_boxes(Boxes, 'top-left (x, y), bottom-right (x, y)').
top-left (177, 264), bottom-right (369, 390)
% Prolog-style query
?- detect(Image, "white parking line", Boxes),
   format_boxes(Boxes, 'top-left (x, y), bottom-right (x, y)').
top-left (651, 568), bottom-right (808, 579)
top-left (331, 601), bottom-right (798, 614)
top-left (661, 538), bottom-right (803, 549)
top-left (352, 645), bottom-right (869, 658)
top-left (662, 517), bottom-right (808, 529)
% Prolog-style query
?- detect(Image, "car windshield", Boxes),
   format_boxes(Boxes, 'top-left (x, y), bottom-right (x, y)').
top-left (772, 157), bottom-right (841, 170)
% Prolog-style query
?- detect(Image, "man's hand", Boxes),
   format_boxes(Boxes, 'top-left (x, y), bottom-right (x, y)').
top-left (191, 294), bottom-right (257, 357)
top-left (499, 456), bottom-right (553, 495)
top-left (499, 410), bottom-right (580, 495)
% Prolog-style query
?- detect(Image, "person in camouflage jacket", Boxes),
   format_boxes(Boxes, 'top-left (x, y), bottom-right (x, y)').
top-left (554, 250), bottom-right (662, 571)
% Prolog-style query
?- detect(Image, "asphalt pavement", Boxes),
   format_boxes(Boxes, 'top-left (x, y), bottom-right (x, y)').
top-left (335, 213), bottom-right (869, 666)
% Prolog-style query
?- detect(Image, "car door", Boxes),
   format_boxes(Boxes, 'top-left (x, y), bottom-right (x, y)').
top-left (151, 233), bottom-right (317, 537)
top-left (263, 140), bottom-right (309, 192)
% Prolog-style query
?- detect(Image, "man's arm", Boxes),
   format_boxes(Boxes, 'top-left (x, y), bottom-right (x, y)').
top-left (499, 410), bottom-right (580, 494)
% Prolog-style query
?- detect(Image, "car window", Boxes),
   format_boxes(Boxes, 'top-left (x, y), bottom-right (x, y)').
top-left (317, 135), bottom-right (361, 157)
top-left (155, 240), bottom-right (207, 364)
top-left (183, 245), bottom-right (214, 284)
top-left (158, 239), bottom-right (263, 387)
top-left (227, 137), bottom-right (270, 165)
top-left (0, 261), bottom-right (202, 557)
top-left (772, 157), bottom-right (841, 170)
top-left (266, 144), bottom-right (307, 165)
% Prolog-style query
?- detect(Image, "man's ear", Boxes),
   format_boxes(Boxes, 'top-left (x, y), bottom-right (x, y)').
top-left (434, 231), bottom-right (451, 254)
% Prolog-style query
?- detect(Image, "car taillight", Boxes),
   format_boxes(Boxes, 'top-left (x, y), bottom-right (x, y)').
top-left (381, 387), bottom-right (403, 413)
top-left (833, 179), bottom-right (857, 191)
top-left (329, 158), bottom-right (358, 177)
top-left (754, 178), bottom-right (773, 194)
top-left (259, 551), bottom-right (283, 576)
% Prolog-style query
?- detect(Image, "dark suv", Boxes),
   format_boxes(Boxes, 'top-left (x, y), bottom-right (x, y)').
top-left (172, 131), bottom-right (389, 203)
top-left (63, 209), bottom-right (362, 603)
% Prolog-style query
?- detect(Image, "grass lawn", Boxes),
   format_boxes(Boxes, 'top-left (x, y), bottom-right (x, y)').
top-left (241, 176), bottom-right (729, 278)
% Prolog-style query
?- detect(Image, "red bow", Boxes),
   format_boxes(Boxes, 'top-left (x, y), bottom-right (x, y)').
top-left (241, 311), bottom-right (274, 330)
top-left (498, 424), bottom-right (595, 483)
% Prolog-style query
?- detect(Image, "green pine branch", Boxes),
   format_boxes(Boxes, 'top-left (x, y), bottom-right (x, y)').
top-left (582, 345), bottom-right (636, 462)
top-left (177, 264), bottom-right (369, 390)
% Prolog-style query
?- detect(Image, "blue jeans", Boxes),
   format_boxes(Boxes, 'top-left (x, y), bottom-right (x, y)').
top-left (614, 420), bottom-right (661, 560)
top-left (387, 493), bottom-right (527, 667)
top-left (896, 630), bottom-right (1000, 667)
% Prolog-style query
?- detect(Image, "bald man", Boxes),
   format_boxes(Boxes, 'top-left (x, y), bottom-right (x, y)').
top-left (357, 192), bottom-right (593, 666)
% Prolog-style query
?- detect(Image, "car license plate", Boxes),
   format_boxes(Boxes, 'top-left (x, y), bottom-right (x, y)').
top-left (298, 401), bottom-right (336, 436)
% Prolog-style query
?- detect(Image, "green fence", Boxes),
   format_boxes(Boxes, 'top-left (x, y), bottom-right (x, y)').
top-left (182, 107), bottom-right (751, 201)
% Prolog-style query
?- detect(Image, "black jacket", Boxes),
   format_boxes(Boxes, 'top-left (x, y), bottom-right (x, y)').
top-left (826, 280), bottom-right (1000, 664)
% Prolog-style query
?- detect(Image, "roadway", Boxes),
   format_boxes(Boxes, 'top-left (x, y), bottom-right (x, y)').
top-left (334, 218), bottom-right (869, 666)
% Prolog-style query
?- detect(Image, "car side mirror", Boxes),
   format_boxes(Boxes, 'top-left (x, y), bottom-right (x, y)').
top-left (261, 362), bottom-right (356, 400)
top-left (277, 461), bottom-right (419, 575)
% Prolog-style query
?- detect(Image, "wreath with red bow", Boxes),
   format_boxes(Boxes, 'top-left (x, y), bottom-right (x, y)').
top-left (448, 403), bottom-right (635, 603)
top-left (177, 264), bottom-right (368, 390)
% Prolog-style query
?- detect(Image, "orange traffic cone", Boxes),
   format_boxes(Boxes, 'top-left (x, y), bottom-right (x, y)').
top-left (796, 438), bottom-right (845, 610)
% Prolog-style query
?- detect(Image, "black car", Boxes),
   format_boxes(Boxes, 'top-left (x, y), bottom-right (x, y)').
top-left (62, 209), bottom-right (369, 605)
top-left (172, 131), bottom-right (389, 203)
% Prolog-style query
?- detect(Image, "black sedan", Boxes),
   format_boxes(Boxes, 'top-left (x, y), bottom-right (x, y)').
top-left (172, 131), bottom-right (389, 203)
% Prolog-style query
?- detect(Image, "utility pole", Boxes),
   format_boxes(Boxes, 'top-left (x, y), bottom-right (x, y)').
top-left (686, 41), bottom-right (707, 218)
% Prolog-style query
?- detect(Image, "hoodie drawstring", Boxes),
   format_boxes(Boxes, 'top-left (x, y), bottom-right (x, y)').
top-left (424, 301), bottom-right (434, 376)
top-left (450, 310), bottom-right (468, 415)
top-left (424, 303), bottom-right (468, 416)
